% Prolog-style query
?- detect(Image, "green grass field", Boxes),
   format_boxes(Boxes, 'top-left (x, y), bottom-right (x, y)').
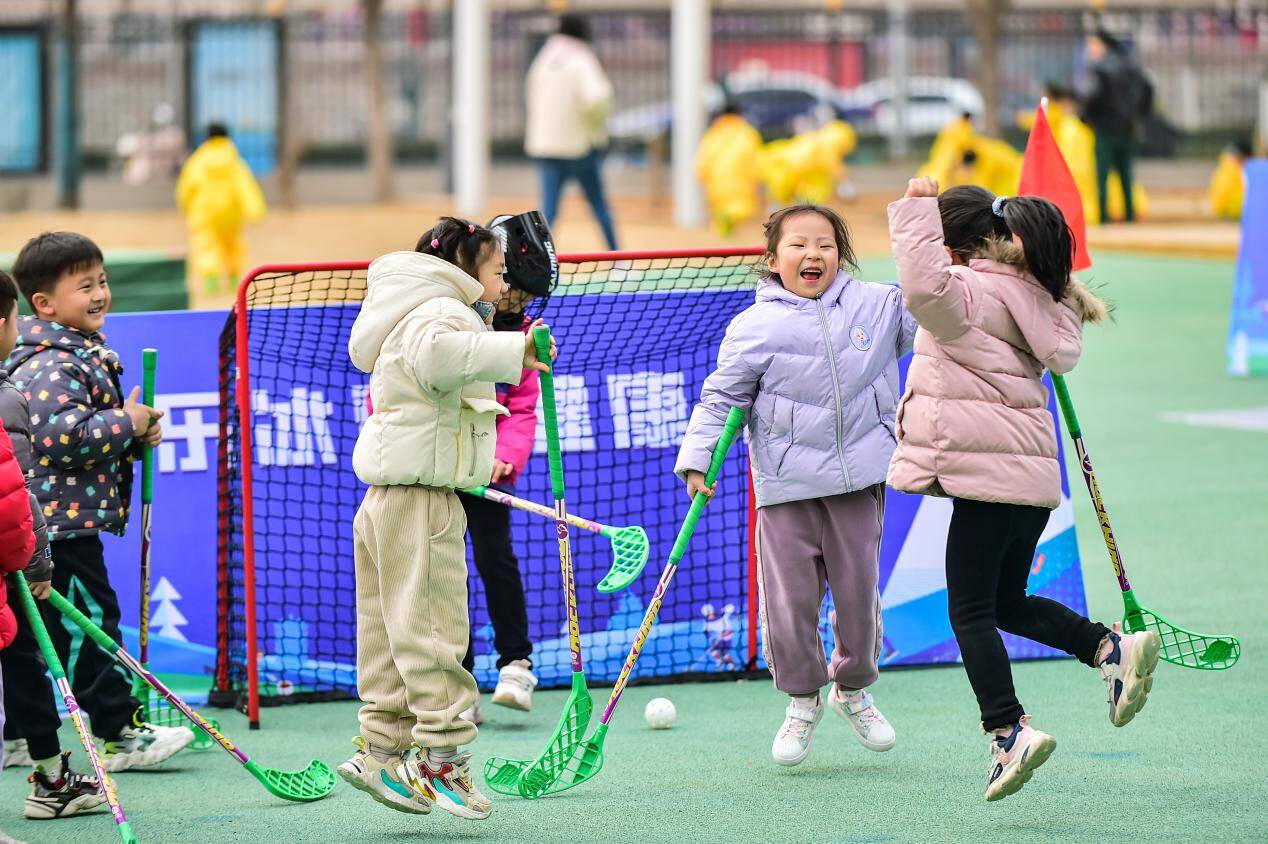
top-left (4, 252), bottom-right (1265, 843)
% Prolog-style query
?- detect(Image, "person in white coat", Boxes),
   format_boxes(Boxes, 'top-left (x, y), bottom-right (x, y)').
top-left (525, 14), bottom-right (620, 249)
top-left (337, 216), bottom-right (555, 821)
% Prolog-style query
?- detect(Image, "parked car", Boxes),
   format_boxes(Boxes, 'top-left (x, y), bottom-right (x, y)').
top-left (607, 73), bottom-right (985, 146)
top-left (840, 77), bottom-right (985, 136)
top-left (607, 70), bottom-right (849, 144)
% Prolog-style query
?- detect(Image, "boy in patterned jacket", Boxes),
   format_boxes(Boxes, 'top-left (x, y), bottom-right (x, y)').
top-left (6, 232), bottom-right (194, 772)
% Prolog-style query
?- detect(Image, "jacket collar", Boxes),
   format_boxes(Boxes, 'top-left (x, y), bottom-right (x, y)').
top-left (756, 270), bottom-right (853, 309)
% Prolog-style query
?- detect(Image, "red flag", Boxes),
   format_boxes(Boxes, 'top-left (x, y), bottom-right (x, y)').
top-left (1018, 102), bottom-right (1092, 272)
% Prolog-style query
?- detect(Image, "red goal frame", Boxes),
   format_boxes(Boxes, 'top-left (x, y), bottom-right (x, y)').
top-left (216, 248), bottom-right (765, 728)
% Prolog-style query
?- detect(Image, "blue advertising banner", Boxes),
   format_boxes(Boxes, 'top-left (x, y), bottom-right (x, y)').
top-left (1229, 160), bottom-right (1268, 377)
top-left (98, 292), bottom-right (1086, 696)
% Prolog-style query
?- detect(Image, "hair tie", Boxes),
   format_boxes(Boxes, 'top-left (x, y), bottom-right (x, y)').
top-left (430, 238), bottom-right (440, 249)
top-left (468, 224), bottom-right (476, 234)
top-left (991, 196), bottom-right (1010, 218)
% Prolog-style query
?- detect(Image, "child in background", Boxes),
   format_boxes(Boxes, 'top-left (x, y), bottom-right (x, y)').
top-left (0, 270), bottom-right (106, 821)
top-left (695, 104), bottom-right (765, 236)
top-left (460, 211), bottom-right (560, 724)
top-left (1209, 141), bottom-right (1252, 220)
top-left (676, 204), bottom-right (916, 767)
top-left (340, 217), bottom-right (555, 820)
top-left (176, 123), bottom-right (267, 295)
top-left (7, 232), bottom-right (193, 774)
top-left (887, 179), bottom-right (1159, 801)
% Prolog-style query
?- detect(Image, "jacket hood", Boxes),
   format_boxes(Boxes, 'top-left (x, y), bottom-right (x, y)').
top-left (348, 251), bottom-right (484, 373)
top-left (192, 137), bottom-right (247, 175)
top-left (756, 270), bottom-right (853, 309)
top-left (7, 317), bottom-right (110, 373)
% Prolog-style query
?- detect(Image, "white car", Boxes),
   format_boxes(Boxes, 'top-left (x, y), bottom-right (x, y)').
top-left (841, 77), bottom-right (985, 136)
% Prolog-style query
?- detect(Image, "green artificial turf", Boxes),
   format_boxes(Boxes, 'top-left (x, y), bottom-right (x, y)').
top-left (3, 253), bottom-right (1264, 843)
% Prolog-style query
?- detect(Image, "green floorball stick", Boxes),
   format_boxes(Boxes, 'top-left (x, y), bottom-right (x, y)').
top-left (14, 574), bottom-right (138, 844)
top-left (44, 587), bottom-right (337, 801)
top-left (135, 348), bottom-right (156, 703)
top-left (130, 349), bottom-right (217, 748)
top-left (1052, 373), bottom-right (1240, 669)
top-left (484, 326), bottom-right (594, 798)
top-left (485, 406), bottom-right (745, 798)
top-left (462, 486), bottom-right (650, 592)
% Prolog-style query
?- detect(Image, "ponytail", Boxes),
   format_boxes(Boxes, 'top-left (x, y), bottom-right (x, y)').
top-left (995, 196), bottom-right (1073, 302)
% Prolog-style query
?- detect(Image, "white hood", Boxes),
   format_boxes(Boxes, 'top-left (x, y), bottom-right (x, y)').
top-left (348, 251), bottom-right (483, 373)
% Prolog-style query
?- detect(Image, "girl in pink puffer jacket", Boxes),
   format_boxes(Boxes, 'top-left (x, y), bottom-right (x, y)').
top-left (888, 178), bottom-right (1161, 802)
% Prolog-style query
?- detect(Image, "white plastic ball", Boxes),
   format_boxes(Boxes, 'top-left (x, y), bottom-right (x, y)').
top-left (644, 697), bottom-right (675, 729)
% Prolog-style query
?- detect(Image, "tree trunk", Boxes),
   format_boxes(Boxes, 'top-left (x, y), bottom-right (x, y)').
top-left (365, 0), bottom-right (393, 201)
top-left (967, 0), bottom-right (1008, 137)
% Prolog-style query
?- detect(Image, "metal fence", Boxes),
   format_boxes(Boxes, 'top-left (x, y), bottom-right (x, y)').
top-left (0, 4), bottom-right (1263, 176)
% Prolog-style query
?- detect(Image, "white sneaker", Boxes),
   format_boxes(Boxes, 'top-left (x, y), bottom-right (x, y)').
top-left (490, 660), bottom-right (537, 712)
top-left (4, 739), bottom-right (31, 768)
top-left (827, 686), bottom-right (896, 752)
top-left (0, 827), bottom-right (24, 844)
top-left (1098, 623), bottom-right (1161, 727)
top-left (102, 722), bottom-right (195, 772)
top-left (460, 698), bottom-right (484, 726)
top-left (984, 716), bottom-right (1056, 801)
top-left (771, 695), bottom-right (823, 767)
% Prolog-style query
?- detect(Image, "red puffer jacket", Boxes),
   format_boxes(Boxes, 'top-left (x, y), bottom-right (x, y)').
top-left (0, 419), bottom-right (35, 649)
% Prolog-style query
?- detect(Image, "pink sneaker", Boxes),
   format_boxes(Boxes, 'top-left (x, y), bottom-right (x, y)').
top-left (984, 716), bottom-right (1056, 801)
top-left (1098, 623), bottom-right (1161, 727)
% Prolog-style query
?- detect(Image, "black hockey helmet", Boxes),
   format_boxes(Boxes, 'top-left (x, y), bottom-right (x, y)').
top-left (488, 210), bottom-right (559, 298)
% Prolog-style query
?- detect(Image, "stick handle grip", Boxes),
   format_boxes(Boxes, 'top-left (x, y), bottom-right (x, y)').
top-left (1051, 373), bottom-right (1081, 439)
top-left (47, 587), bottom-right (121, 652)
top-left (533, 326), bottom-right (564, 500)
top-left (141, 348), bottom-right (157, 502)
top-left (670, 407), bottom-right (744, 564)
top-left (13, 575), bottom-right (68, 680)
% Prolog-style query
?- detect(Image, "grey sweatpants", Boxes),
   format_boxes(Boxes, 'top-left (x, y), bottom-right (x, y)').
top-left (757, 485), bottom-right (885, 696)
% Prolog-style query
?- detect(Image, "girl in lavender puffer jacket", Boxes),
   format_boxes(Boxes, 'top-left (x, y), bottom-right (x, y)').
top-left (888, 179), bottom-right (1160, 802)
top-left (676, 204), bottom-right (917, 768)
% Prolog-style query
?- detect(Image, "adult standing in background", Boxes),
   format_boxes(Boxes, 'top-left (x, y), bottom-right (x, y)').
top-left (525, 14), bottom-right (620, 250)
top-left (1080, 30), bottom-right (1153, 224)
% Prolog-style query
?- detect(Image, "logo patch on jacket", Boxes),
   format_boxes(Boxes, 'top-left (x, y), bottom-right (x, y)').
top-left (850, 324), bottom-right (873, 351)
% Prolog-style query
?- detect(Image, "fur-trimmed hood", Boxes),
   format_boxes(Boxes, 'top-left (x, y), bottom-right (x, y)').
top-left (976, 238), bottom-right (1108, 325)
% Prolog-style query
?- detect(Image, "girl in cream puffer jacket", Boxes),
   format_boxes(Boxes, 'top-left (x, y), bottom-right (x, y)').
top-left (888, 180), bottom-right (1160, 803)
top-left (342, 218), bottom-right (552, 820)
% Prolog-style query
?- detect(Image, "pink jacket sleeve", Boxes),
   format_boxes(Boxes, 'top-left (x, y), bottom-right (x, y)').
top-left (494, 368), bottom-right (540, 485)
top-left (888, 197), bottom-right (978, 344)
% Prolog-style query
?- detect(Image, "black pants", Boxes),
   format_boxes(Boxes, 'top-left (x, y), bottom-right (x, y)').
top-left (461, 494), bottom-right (532, 673)
top-left (42, 536), bottom-right (140, 741)
top-left (1095, 131), bottom-right (1136, 223)
top-left (945, 498), bottom-right (1109, 731)
top-left (2, 581), bottom-right (67, 759)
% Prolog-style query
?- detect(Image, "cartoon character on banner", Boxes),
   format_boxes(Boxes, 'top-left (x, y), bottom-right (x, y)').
top-left (700, 603), bottom-right (738, 670)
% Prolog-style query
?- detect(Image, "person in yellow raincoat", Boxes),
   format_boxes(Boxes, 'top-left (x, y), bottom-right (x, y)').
top-left (918, 112), bottom-right (977, 186)
top-left (1209, 142), bottom-right (1251, 220)
top-left (176, 124), bottom-right (267, 294)
top-left (757, 119), bottom-right (858, 208)
top-left (695, 105), bottom-right (765, 236)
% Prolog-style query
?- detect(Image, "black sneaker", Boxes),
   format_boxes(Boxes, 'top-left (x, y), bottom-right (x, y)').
top-left (23, 752), bottom-right (107, 819)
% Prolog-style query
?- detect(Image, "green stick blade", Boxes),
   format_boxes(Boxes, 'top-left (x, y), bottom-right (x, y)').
top-left (144, 696), bottom-right (217, 750)
top-left (483, 756), bottom-right (530, 795)
top-left (247, 758), bottom-right (337, 802)
top-left (1127, 606), bottom-right (1241, 670)
top-left (595, 525), bottom-right (651, 593)
top-left (517, 682), bottom-right (593, 799)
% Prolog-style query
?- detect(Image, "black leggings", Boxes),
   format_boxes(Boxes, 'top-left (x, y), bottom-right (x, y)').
top-left (460, 493), bottom-right (533, 673)
top-left (945, 498), bottom-right (1110, 730)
